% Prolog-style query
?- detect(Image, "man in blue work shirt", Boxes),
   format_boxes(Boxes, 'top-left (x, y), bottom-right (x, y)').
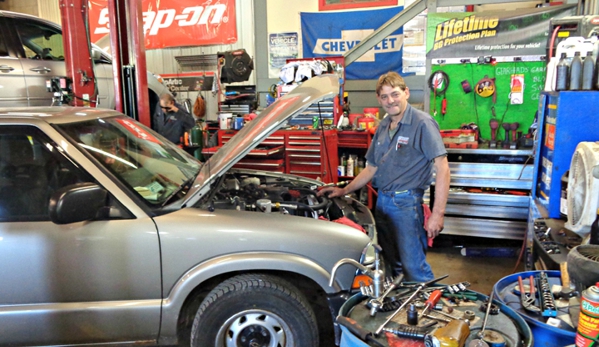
top-left (152, 93), bottom-right (195, 145)
top-left (319, 72), bottom-right (450, 282)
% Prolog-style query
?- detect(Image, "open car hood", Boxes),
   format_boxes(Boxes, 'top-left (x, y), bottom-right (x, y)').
top-left (183, 74), bottom-right (339, 206)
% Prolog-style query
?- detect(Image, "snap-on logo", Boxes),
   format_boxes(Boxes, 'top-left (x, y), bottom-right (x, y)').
top-left (94, 5), bottom-right (228, 36)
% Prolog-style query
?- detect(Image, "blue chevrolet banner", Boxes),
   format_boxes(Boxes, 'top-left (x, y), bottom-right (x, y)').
top-left (301, 7), bottom-right (405, 80)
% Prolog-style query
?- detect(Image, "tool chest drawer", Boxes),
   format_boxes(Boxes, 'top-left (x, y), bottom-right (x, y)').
top-left (233, 159), bottom-right (285, 173)
top-left (337, 131), bottom-right (371, 149)
top-left (211, 129), bottom-right (338, 183)
top-left (429, 147), bottom-right (534, 240)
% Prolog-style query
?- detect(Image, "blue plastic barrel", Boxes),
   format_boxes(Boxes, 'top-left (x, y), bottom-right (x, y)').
top-left (493, 270), bottom-right (576, 347)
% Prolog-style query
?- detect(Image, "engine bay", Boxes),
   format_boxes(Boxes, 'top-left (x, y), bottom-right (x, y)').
top-left (203, 170), bottom-right (375, 229)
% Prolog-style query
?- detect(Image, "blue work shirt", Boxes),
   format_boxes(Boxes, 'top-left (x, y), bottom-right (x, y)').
top-left (365, 104), bottom-right (446, 192)
top-left (152, 103), bottom-right (195, 144)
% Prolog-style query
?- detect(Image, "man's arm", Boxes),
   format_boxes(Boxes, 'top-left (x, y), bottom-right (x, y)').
top-left (317, 164), bottom-right (377, 198)
top-left (426, 155), bottom-right (450, 238)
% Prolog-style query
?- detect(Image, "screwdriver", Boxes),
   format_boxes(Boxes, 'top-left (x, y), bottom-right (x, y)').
top-left (419, 289), bottom-right (442, 319)
top-left (337, 316), bottom-right (384, 347)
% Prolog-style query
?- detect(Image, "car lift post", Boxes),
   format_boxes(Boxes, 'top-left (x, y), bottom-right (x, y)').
top-left (106, 0), bottom-right (151, 126)
top-left (58, 0), bottom-right (97, 107)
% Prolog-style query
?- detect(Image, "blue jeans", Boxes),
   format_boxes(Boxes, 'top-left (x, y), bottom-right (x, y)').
top-left (376, 189), bottom-right (434, 282)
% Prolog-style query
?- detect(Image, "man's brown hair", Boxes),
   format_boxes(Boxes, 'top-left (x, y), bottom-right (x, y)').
top-left (376, 72), bottom-right (407, 95)
top-left (160, 93), bottom-right (175, 104)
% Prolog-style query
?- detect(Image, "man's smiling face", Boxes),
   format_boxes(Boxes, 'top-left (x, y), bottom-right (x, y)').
top-left (377, 85), bottom-right (410, 118)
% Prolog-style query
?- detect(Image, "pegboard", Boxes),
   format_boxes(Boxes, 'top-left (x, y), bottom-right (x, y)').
top-left (429, 61), bottom-right (546, 142)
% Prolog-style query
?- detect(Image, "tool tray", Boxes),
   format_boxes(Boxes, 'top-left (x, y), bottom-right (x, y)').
top-left (338, 286), bottom-right (532, 347)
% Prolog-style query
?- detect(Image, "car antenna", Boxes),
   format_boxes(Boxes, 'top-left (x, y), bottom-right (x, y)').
top-left (206, 138), bottom-right (215, 212)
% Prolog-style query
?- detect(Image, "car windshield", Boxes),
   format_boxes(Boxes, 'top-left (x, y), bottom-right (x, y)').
top-left (57, 116), bottom-right (201, 205)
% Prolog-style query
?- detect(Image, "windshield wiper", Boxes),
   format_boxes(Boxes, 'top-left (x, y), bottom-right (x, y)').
top-left (161, 176), bottom-right (196, 207)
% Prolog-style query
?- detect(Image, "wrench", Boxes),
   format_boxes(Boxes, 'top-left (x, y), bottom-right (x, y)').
top-left (369, 274), bottom-right (404, 316)
top-left (518, 275), bottom-right (540, 313)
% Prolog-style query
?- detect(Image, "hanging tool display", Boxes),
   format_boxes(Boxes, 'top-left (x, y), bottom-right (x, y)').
top-left (429, 71), bottom-right (450, 119)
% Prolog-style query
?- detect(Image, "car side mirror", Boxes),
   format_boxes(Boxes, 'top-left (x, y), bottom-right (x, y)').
top-left (49, 183), bottom-right (108, 224)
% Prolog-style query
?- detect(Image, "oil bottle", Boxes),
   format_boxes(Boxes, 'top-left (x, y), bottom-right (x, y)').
top-left (556, 53), bottom-right (569, 91)
top-left (569, 51), bottom-right (582, 91)
top-left (582, 51), bottom-right (595, 90)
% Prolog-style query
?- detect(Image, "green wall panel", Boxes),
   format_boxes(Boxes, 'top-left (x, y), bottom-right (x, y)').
top-left (429, 61), bottom-right (546, 142)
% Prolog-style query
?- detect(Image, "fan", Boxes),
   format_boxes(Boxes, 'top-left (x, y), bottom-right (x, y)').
top-left (568, 245), bottom-right (599, 293)
top-left (565, 141), bottom-right (599, 237)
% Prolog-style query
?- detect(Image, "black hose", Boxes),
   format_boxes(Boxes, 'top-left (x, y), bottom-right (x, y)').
top-left (289, 187), bottom-right (330, 210)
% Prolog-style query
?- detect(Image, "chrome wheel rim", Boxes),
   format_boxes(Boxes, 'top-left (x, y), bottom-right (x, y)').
top-left (216, 310), bottom-right (292, 347)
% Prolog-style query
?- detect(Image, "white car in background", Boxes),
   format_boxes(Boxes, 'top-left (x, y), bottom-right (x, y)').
top-left (0, 10), bottom-right (168, 116)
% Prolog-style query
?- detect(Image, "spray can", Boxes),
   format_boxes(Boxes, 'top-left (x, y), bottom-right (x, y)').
top-left (346, 155), bottom-right (354, 178)
top-left (576, 283), bottom-right (599, 347)
top-left (569, 51), bottom-right (583, 91)
top-left (556, 53), bottom-right (569, 91)
top-left (582, 51), bottom-right (595, 90)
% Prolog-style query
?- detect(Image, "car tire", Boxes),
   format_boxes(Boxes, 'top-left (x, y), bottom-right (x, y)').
top-left (190, 273), bottom-right (319, 347)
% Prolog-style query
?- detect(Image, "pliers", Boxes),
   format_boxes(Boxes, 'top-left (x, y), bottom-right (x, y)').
top-left (518, 275), bottom-right (540, 313)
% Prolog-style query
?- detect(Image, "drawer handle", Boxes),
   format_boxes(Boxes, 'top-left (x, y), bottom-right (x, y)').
top-left (290, 161), bottom-right (320, 166)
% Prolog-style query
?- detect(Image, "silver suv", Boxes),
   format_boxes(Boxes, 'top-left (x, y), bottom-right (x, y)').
top-left (0, 75), bottom-right (374, 346)
top-left (0, 10), bottom-right (168, 114)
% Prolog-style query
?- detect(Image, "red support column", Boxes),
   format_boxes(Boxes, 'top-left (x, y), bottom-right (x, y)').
top-left (106, 0), bottom-right (150, 126)
top-left (59, 0), bottom-right (97, 107)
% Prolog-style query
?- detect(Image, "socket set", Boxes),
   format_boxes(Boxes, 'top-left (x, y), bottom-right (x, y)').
top-left (537, 271), bottom-right (557, 317)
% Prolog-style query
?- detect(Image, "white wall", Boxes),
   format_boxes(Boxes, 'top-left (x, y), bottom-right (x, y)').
top-left (0, 0), bottom-right (39, 17)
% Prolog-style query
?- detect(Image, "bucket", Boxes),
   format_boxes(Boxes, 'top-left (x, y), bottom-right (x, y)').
top-left (493, 270), bottom-right (576, 347)
top-left (358, 117), bottom-right (375, 130)
top-left (218, 113), bottom-right (233, 129)
top-left (363, 107), bottom-right (380, 119)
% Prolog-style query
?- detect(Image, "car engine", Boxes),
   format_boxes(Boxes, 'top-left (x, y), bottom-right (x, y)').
top-left (206, 170), bottom-right (375, 228)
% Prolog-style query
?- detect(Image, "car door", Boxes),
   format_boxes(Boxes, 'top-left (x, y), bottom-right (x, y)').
top-left (9, 16), bottom-right (65, 106)
top-left (0, 18), bottom-right (27, 106)
top-left (0, 124), bottom-right (162, 345)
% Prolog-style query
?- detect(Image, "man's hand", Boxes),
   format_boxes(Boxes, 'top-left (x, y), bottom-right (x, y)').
top-left (317, 186), bottom-right (346, 198)
top-left (170, 105), bottom-right (179, 112)
top-left (425, 212), bottom-right (444, 239)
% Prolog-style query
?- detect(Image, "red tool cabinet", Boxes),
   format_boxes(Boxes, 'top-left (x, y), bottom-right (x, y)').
top-left (208, 129), bottom-right (339, 183)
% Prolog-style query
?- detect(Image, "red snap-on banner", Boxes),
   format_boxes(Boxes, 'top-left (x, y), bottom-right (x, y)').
top-left (88, 0), bottom-right (237, 49)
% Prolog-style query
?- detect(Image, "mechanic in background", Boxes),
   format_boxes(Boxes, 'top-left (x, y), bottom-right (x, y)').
top-left (153, 93), bottom-right (195, 145)
top-left (319, 72), bottom-right (450, 282)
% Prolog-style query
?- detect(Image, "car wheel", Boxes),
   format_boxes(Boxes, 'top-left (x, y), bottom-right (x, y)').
top-left (190, 273), bottom-right (319, 347)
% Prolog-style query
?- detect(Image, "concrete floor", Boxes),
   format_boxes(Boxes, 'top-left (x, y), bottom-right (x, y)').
top-left (427, 235), bottom-right (526, 294)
